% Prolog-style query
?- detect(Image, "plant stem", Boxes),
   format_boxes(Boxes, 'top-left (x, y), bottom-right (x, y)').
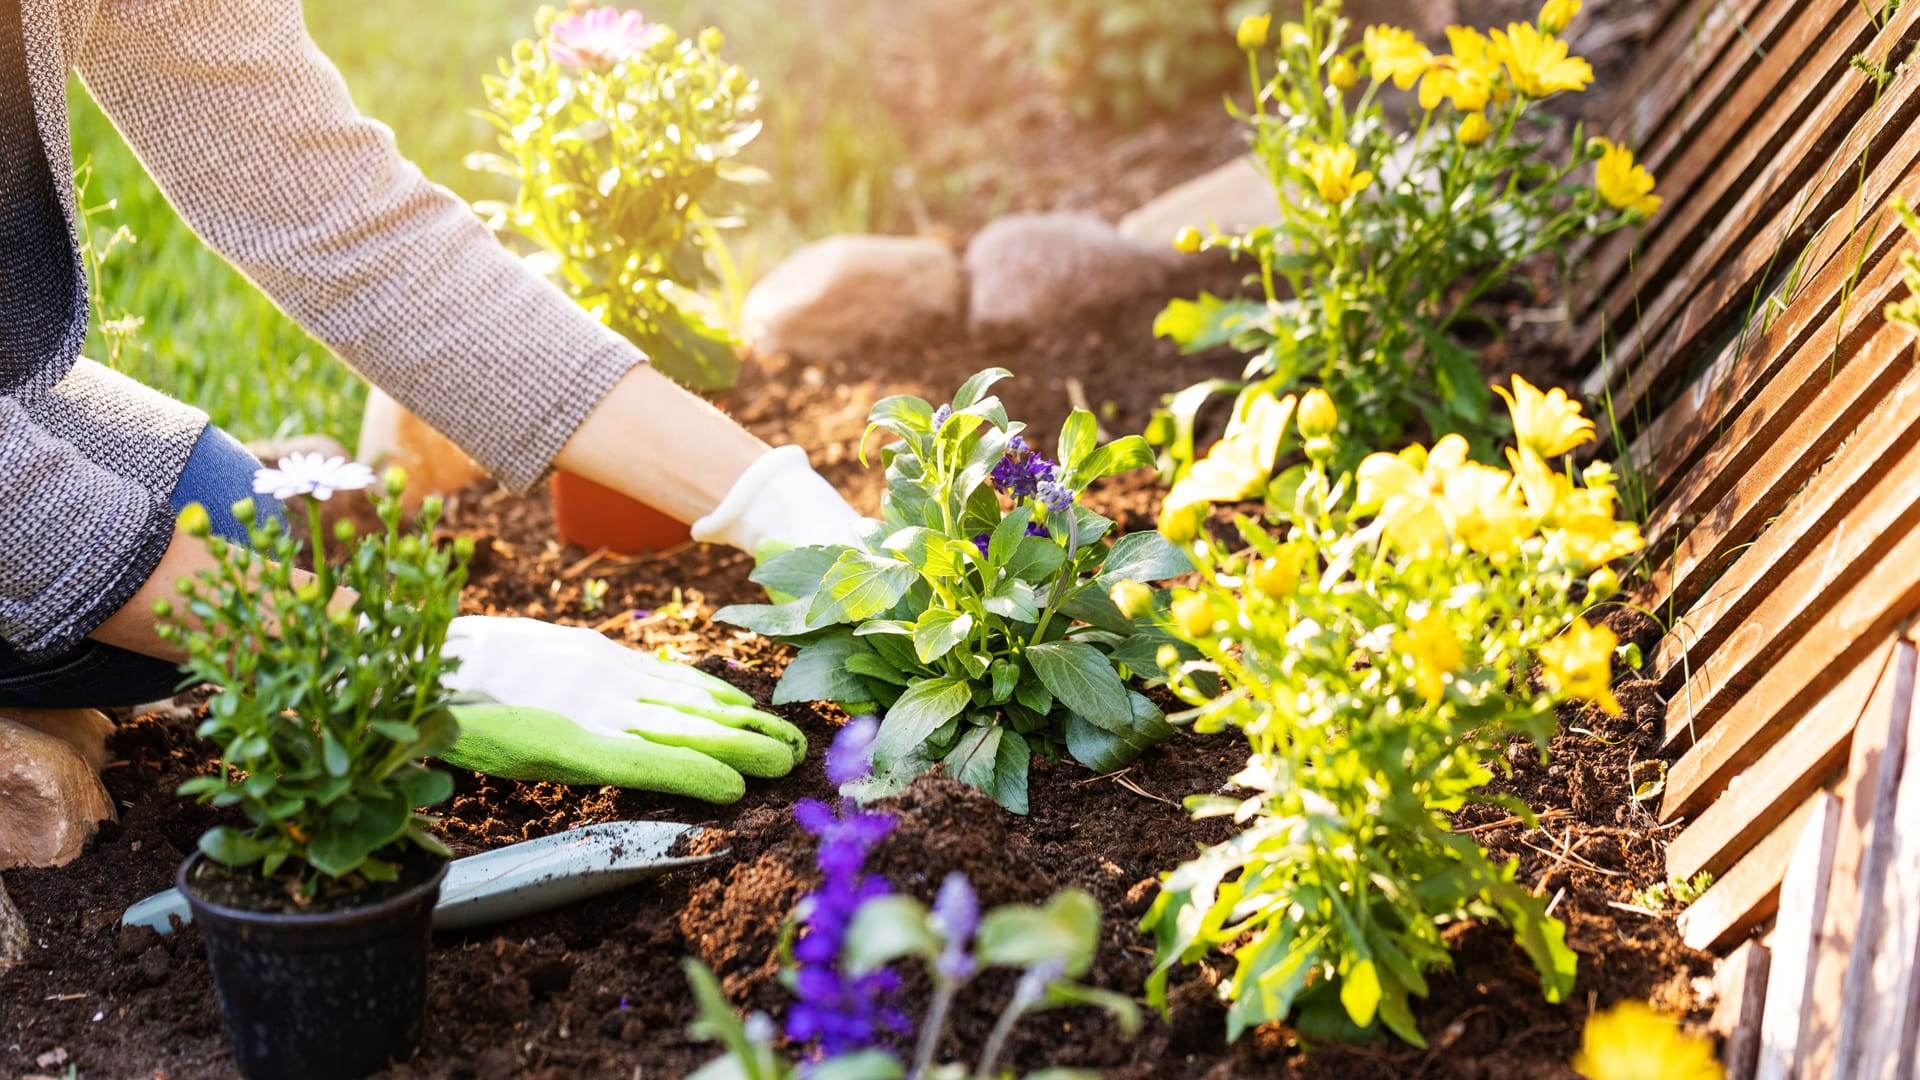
top-left (973, 996), bottom-right (1031, 1080)
top-left (909, 979), bottom-right (958, 1080)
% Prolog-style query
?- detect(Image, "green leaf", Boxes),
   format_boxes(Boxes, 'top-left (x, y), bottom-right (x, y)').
top-left (976, 889), bottom-right (1101, 977)
top-left (1340, 958), bottom-right (1383, 1029)
top-left (198, 825), bottom-right (267, 868)
top-left (988, 659), bottom-right (1021, 704)
top-left (984, 580), bottom-right (1042, 623)
top-left (990, 505), bottom-right (1035, 567)
top-left (809, 551), bottom-right (919, 623)
top-left (844, 894), bottom-right (938, 974)
top-left (1037, 983), bottom-right (1142, 1036)
top-left (1058, 410), bottom-right (1097, 471)
top-left (750, 544), bottom-right (842, 601)
top-left (1013, 677), bottom-right (1053, 717)
top-left (1065, 715), bottom-right (1146, 773)
top-left (714, 598), bottom-right (832, 639)
top-left (994, 730), bottom-right (1032, 815)
top-left (1027, 642), bottom-right (1131, 730)
top-left (774, 632), bottom-right (876, 705)
top-left (872, 678), bottom-right (973, 766)
top-left (913, 609), bottom-right (974, 664)
top-left (885, 528), bottom-right (964, 578)
top-left (1073, 436), bottom-right (1155, 485)
top-left (944, 724), bottom-right (1003, 792)
top-left (321, 728), bottom-right (349, 777)
top-left (846, 653), bottom-right (911, 687)
top-left (952, 367), bottom-right (1013, 411)
top-left (1004, 536), bottom-right (1067, 584)
top-left (806, 1051), bottom-right (906, 1080)
top-left (1099, 531), bottom-right (1194, 584)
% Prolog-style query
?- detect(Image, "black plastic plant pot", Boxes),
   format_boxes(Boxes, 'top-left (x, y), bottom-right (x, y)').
top-left (177, 851), bottom-right (448, 1080)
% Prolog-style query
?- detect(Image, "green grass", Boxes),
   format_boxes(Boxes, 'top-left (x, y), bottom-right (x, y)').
top-left (75, 0), bottom-right (918, 448)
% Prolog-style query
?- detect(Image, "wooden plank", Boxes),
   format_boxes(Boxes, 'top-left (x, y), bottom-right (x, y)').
top-left (1712, 940), bottom-right (1772, 1080)
top-left (1611, 0), bottom-right (1779, 168)
top-left (1857, 642), bottom-right (1920, 1078)
top-left (1574, 0), bottom-right (1879, 350)
top-left (1796, 639), bottom-right (1918, 1078)
top-left (1651, 334), bottom-right (1920, 722)
top-left (1660, 521), bottom-right (1920, 811)
top-left (1622, 92), bottom-right (1920, 504)
top-left (1638, 313), bottom-right (1916, 638)
top-left (1682, 791), bottom-right (1823, 951)
top-left (1664, 635), bottom-right (1895, 881)
top-left (1753, 791), bottom-right (1842, 1080)
top-left (1580, 19), bottom-right (1920, 412)
top-left (1651, 359), bottom-right (1920, 694)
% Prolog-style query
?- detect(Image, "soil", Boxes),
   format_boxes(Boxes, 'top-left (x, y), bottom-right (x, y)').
top-left (1, 3), bottom-right (1697, 1077)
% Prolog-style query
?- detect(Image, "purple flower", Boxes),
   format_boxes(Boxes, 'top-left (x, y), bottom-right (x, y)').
top-left (930, 873), bottom-right (979, 981)
top-left (786, 723), bottom-right (910, 1056)
top-left (1026, 521), bottom-right (1050, 538)
top-left (931, 404), bottom-right (953, 429)
top-left (1036, 480), bottom-right (1074, 515)
top-left (548, 7), bottom-right (651, 70)
top-left (989, 439), bottom-right (1058, 502)
top-left (825, 715), bottom-right (880, 787)
top-left (972, 534), bottom-right (992, 556)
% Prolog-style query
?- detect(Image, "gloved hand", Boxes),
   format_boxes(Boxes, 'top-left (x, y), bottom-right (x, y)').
top-left (436, 617), bottom-right (807, 803)
top-left (691, 445), bottom-right (862, 557)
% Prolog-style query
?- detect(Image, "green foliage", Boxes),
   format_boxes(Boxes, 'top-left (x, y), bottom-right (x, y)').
top-left (1153, 0), bottom-right (1651, 476)
top-left (1630, 872), bottom-right (1714, 912)
top-left (159, 480), bottom-right (470, 889)
top-left (474, 8), bottom-right (760, 392)
top-left (987, 0), bottom-right (1274, 127)
top-left (716, 370), bottom-right (1189, 813)
top-left (1137, 390), bottom-right (1645, 1045)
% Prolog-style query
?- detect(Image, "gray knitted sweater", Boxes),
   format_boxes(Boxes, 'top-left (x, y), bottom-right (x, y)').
top-left (3, 0), bottom-right (648, 662)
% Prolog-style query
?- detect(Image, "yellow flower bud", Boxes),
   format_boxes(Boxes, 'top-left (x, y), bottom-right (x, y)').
top-left (1252, 548), bottom-right (1308, 598)
top-left (1297, 388), bottom-right (1339, 441)
top-left (1279, 21), bottom-right (1309, 50)
top-left (334, 519), bottom-right (356, 543)
top-left (1156, 644), bottom-right (1181, 670)
top-left (1329, 55), bottom-right (1359, 90)
top-left (1539, 0), bottom-right (1581, 35)
top-left (1173, 225), bottom-right (1204, 255)
top-left (699, 26), bottom-right (724, 53)
top-left (1172, 593), bottom-right (1218, 639)
top-left (1237, 13), bottom-right (1272, 51)
top-left (1458, 111), bottom-right (1492, 146)
top-left (383, 466), bottom-right (409, 498)
top-left (1587, 566), bottom-right (1620, 602)
top-left (297, 580), bottom-right (325, 605)
top-left (1110, 580), bottom-right (1156, 620)
top-left (230, 497), bottom-right (255, 527)
top-left (648, 25), bottom-right (678, 60)
top-left (727, 66), bottom-right (751, 95)
top-left (177, 502), bottom-right (212, 539)
top-left (174, 576), bottom-right (195, 596)
top-left (455, 535), bottom-right (477, 561)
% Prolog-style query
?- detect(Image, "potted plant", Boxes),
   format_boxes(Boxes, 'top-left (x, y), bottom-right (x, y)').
top-left (155, 458), bottom-right (472, 1080)
top-left (473, 5), bottom-right (762, 553)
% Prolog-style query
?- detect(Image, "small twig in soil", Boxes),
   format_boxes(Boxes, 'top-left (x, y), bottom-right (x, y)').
top-left (1457, 806), bottom-right (1572, 834)
top-left (559, 547), bottom-right (615, 581)
top-left (42, 992), bottom-right (88, 1002)
top-left (1519, 833), bottom-right (1625, 879)
top-left (1606, 900), bottom-right (1667, 919)
top-left (1063, 377), bottom-right (1111, 442)
top-left (1545, 886), bottom-right (1568, 918)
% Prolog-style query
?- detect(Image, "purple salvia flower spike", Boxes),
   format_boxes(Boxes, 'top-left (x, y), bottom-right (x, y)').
top-left (825, 715), bottom-right (881, 787)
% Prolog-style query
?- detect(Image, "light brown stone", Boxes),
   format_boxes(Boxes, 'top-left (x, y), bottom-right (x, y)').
top-left (4, 708), bottom-right (114, 771)
top-left (0, 716), bottom-right (115, 871)
top-left (1117, 156), bottom-right (1275, 247)
top-left (741, 234), bottom-right (964, 360)
top-left (964, 213), bottom-right (1173, 335)
top-left (0, 872), bottom-right (25, 962)
top-left (357, 387), bottom-right (491, 504)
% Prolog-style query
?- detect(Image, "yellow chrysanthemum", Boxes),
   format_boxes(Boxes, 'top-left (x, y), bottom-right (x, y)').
top-left (1364, 25), bottom-right (1435, 90)
top-left (1594, 137), bottom-right (1663, 216)
top-left (1494, 374), bottom-right (1595, 458)
top-left (1329, 54), bottom-right (1360, 91)
top-left (1571, 1001), bottom-right (1724, 1080)
top-left (1303, 142), bottom-right (1373, 204)
top-left (1160, 393), bottom-right (1298, 539)
top-left (1358, 435), bottom-right (1531, 558)
top-left (1458, 111), bottom-right (1491, 145)
top-left (1395, 611), bottom-right (1463, 704)
top-left (1541, 617), bottom-right (1622, 716)
top-left (1418, 27), bottom-right (1499, 112)
top-left (1491, 22), bottom-right (1593, 97)
top-left (1539, 0), bottom-right (1582, 35)
top-left (1444, 461), bottom-right (1532, 559)
top-left (1504, 445), bottom-right (1644, 570)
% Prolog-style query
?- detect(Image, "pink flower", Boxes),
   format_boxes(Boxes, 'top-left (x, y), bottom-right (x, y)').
top-left (547, 7), bottom-right (650, 70)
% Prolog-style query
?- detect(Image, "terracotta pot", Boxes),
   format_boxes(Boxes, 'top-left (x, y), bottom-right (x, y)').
top-left (549, 470), bottom-right (693, 554)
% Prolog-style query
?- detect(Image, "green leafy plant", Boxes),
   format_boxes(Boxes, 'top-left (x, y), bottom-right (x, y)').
top-left (1152, 0), bottom-right (1658, 475)
top-left (716, 370), bottom-right (1193, 813)
top-left (159, 463), bottom-right (471, 890)
top-left (473, 5), bottom-right (761, 393)
top-left (986, 0), bottom-right (1274, 126)
top-left (1630, 872), bottom-right (1714, 912)
top-left (1136, 382), bottom-right (1641, 1044)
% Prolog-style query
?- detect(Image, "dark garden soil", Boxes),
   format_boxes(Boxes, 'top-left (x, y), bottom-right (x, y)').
top-left (0, 3), bottom-right (1696, 1076)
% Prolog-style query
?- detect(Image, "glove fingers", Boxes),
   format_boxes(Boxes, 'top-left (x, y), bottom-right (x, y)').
top-left (626, 653), bottom-right (758, 708)
top-left (629, 697), bottom-right (808, 768)
top-left (597, 704), bottom-right (803, 779)
top-left (442, 706), bottom-right (747, 803)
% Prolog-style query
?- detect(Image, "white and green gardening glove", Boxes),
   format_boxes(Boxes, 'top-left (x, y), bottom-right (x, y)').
top-left (437, 617), bottom-right (806, 804)
top-left (690, 445), bottom-right (862, 562)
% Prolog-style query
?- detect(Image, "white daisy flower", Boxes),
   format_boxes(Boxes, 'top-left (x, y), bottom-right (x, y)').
top-left (252, 453), bottom-right (377, 502)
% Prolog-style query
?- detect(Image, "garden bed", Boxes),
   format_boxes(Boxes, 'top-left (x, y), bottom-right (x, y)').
top-left (2, 262), bottom-right (1708, 1079)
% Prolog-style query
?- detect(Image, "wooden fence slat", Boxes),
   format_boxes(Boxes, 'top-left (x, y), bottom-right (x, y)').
top-left (1680, 791), bottom-right (1823, 952)
top-left (1752, 791), bottom-right (1841, 1079)
top-left (1573, 0), bottom-right (1880, 363)
top-left (1600, 0), bottom-right (1775, 174)
top-left (1664, 635), bottom-right (1895, 881)
top-left (1856, 639), bottom-right (1920, 1078)
top-left (1714, 940), bottom-right (1771, 1080)
top-left (1651, 360), bottom-right (1920, 694)
top-left (1638, 312), bottom-right (1916, 638)
top-left (1658, 520), bottom-right (1920, 810)
top-left (1579, 18), bottom-right (1920, 412)
top-left (1622, 81), bottom-right (1920, 504)
top-left (1648, 331), bottom-right (1919, 731)
top-left (1794, 639), bottom-right (1917, 1078)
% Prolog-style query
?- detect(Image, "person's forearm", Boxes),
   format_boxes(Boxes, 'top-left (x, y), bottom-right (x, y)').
top-left (554, 365), bottom-right (768, 523)
top-left (88, 530), bottom-right (340, 663)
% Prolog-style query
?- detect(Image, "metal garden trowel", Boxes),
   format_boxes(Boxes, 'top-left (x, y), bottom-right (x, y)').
top-left (121, 820), bottom-right (725, 935)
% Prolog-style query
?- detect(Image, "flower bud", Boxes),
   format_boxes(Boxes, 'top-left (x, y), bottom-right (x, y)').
top-left (1172, 593), bottom-right (1217, 638)
top-left (334, 519), bottom-right (356, 543)
top-left (423, 495), bottom-right (445, 518)
top-left (1587, 566), bottom-right (1621, 602)
top-left (1538, 0), bottom-right (1581, 35)
top-left (1329, 55), bottom-right (1359, 91)
top-left (1110, 580), bottom-right (1156, 619)
top-left (177, 502), bottom-right (212, 539)
top-left (1173, 225), bottom-right (1204, 255)
top-left (727, 67), bottom-right (751, 94)
top-left (1584, 135), bottom-right (1609, 160)
top-left (455, 535), bottom-right (477, 561)
top-left (1458, 111), bottom-right (1491, 146)
top-left (1279, 21), bottom-right (1309, 51)
top-left (229, 498), bottom-right (255, 527)
top-left (174, 576), bottom-right (195, 596)
top-left (297, 581), bottom-right (324, 606)
top-left (1297, 388), bottom-right (1339, 441)
top-left (382, 466), bottom-right (408, 498)
top-left (1156, 644), bottom-right (1181, 671)
top-left (1236, 13), bottom-right (1272, 51)
top-left (648, 25), bottom-right (678, 60)
top-left (152, 598), bottom-right (173, 620)
top-left (1252, 549), bottom-right (1306, 598)
top-left (699, 26), bottom-right (724, 53)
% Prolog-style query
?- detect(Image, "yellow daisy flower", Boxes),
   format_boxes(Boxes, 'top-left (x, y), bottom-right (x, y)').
top-left (1494, 374), bottom-right (1595, 458)
top-left (1571, 1001), bottom-right (1724, 1080)
top-left (1491, 22), bottom-right (1593, 97)
top-left (1594, 137), bottom-right (1663, 216)
top-left (1364, 25), bottom-right (1435, 90)
top-left (1541, 617), bottom-right (1622, 716)
top-left (1395, 611), bottom-right (1463, 704)
top-left (1539, 0), bottom-right (1582, 36)
top-left (1303, 142), bottom-right (1374, 204)
top-left (1458, 111), bottom-right (1492, 145)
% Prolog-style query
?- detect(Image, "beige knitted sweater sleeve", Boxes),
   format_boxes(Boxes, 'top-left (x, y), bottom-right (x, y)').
top-left (75, 0), bottom-right (648, 494)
